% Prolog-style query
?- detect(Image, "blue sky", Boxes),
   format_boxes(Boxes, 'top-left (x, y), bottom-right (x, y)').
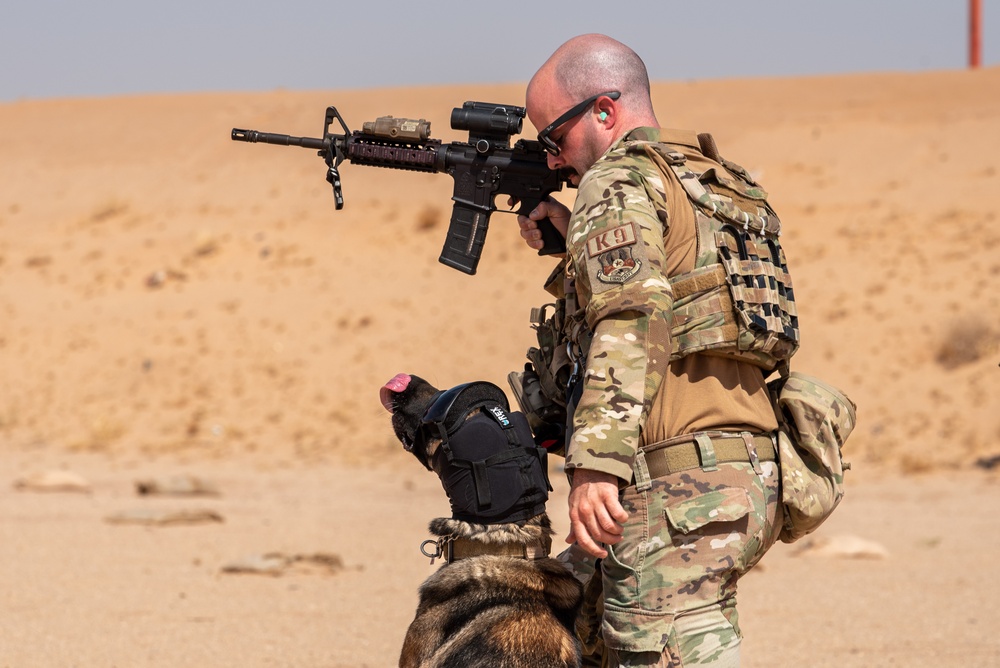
top-left (1, 0), bottom-right (995, 101)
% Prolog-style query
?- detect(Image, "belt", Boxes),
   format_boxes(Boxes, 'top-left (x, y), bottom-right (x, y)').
top-left (640, 432), bottom-right (776, 480)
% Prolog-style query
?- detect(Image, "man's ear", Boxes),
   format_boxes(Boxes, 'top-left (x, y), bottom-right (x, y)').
top-left (594, 98), bottom-right (615, 127)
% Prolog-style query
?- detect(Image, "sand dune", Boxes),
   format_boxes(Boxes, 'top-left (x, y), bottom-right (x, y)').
top-left (1, 69), bottom-right (999, 666)
top-left (2, 70), bottom-right (997, 469)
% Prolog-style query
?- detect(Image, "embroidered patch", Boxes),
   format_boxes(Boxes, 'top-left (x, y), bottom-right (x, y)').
top-left (595, 246), bottom-right (642, 284)
top-left (586, 223), bottom-right (638, 258)
top-left (584, 223), bottom-right (644, 286)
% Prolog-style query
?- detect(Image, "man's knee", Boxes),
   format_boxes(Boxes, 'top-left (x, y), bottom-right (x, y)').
top-left (673, 604), bottom-right (741, 666)
top-left (607, 603), bottom-right (741, 667)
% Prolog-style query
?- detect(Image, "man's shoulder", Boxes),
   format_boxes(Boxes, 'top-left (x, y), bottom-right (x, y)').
top-left (578, 140), bottom-right (661, 194)
top-left (583, 127), bottom-right (704, 182)
top-left (624, 126), bottom-right (700, 149)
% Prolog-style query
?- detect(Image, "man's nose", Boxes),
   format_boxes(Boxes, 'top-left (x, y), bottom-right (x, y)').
top-left (546, 152), bottom-right (563, 170)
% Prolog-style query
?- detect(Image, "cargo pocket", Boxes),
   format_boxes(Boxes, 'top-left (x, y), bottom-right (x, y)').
top-left (601, 485), bottom-right (644, 603)
top-left (664, 487), bottom-right (751, 534)
top-left (601, 484), bottom-right (756, 655)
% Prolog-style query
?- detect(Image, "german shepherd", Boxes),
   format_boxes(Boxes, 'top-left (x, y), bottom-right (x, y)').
top-left (381, 373), bottom-right (583, 668)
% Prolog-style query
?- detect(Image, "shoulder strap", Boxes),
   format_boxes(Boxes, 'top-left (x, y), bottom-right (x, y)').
top-left (642, 144), bottom-right (781, 237)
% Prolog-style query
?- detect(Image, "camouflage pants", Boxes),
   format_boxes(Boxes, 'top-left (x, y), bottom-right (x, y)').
top-left (559, 456), bottom-right (781, 667)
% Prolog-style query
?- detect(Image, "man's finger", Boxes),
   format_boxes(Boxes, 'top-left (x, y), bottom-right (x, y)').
top-left (582, 516), bottom-right (622, 547)
top-left (571, 504), bottom-right (621, 552)
top-left (566, 522), bottom-right (608, 559)
top-left (591, 504), bottom-right (625, 539)
top-left (603, 496), bottom-right (630, 526)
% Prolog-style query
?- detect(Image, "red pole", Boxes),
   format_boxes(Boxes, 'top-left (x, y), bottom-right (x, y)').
top-left (970, 0), bottom-right (982, 69)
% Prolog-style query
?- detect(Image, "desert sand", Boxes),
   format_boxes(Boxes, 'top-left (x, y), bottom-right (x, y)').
top-left (1, 67), bottom-right (998, 666)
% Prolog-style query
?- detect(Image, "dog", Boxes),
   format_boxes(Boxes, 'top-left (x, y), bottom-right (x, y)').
top-left (381, 373), bottom-right (583, 668)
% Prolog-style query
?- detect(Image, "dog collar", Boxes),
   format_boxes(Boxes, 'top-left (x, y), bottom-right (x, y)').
top-left (419, 536), bottom-right (551, 565)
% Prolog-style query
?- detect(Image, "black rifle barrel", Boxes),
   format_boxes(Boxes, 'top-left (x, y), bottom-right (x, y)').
top-left (231, 128), bottom-right (328, 151)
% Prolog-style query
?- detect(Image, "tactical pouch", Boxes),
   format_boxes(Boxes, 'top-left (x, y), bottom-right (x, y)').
top-left (644, 142), bottom-right (799, 370)
top-left (716, 224), bottom-right (799, 362)
top-left (507, 364), bottom-right (566, 452)
top-left (526, 302), bottom-right (572, 408)
top-left (768, 372), bottom-right (856, 543)
top-left (507, 300), bottom-right (575, 454)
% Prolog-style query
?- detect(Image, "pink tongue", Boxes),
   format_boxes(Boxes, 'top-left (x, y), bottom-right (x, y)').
top-left (380, 373), bottom-right (411, 412)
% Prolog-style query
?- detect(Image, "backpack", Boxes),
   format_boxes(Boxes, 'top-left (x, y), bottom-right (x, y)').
top-left (768, 371), bottom-right (857, 543)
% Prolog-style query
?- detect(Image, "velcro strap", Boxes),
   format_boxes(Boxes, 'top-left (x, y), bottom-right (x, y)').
top-left (670, 264), bottom-right (727, 300)
top-left (640, 433), bottom-right (775, 480)
top-left (471, 461), bottom-right (492, 508)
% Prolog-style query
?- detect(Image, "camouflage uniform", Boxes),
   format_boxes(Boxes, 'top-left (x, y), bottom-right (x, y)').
top-left (554, 127), bottom-right (784, 666)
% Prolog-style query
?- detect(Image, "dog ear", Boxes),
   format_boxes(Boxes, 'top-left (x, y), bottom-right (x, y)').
top-left (421, 382), bottom-right (510, 435)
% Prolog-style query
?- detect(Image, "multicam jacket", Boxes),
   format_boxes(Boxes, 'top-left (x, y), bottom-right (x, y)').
top-left (559, 127), bottom-right (795, 482)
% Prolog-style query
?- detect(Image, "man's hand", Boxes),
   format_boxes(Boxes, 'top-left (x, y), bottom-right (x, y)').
top-left (511, 198), bottom-right (571, 252)
top-left (566, 468), bottom-right (630, 559)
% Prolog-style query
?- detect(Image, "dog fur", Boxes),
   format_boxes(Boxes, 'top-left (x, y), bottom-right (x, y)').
top-left (382, 373), bottom-right (583, 668)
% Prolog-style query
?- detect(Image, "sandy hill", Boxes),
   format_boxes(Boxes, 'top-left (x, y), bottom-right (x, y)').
top-left (1, 69), bottom-right (998, 471)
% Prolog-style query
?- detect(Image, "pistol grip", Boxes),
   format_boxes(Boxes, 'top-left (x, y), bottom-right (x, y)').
top-left (516, 198), bottom-right (566, 256)
top-left (535, 217), bottom-right (567, 256)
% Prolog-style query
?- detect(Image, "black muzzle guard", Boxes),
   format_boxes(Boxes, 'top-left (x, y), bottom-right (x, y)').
top-left (416, 381), bottom-right (552, 525)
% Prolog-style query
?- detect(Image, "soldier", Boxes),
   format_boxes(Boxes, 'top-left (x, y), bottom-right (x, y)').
top-left (515, 34), bottom-right (799, 667)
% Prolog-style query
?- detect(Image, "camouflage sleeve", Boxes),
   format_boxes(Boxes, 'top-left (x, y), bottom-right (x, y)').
top-left (563, 159), bottom-right (674, 483)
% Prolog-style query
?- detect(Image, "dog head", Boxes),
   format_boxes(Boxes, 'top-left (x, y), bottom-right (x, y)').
top-left (380, 373), bottom-right (441, 470)
top-left (380, 373), bottom-right (551, 524)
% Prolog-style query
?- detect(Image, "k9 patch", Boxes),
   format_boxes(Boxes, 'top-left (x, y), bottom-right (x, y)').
top-left (585, 222), bottom-right (648, 289)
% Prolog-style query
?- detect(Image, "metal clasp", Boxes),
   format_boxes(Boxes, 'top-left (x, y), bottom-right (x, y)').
top-left (420, 539), bottom-right (444, 565)
top-left (530, 303), bottom-right (554, 329)
top-left (420, 537), bottom-right (457, 565)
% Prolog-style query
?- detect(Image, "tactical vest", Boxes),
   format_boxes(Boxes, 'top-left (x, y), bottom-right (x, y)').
top-left (515, 133), bottom-right (799, 445)
top-left (643, 134), bottom-right (800, 369)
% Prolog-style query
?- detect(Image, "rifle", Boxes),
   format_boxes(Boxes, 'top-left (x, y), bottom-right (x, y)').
top-left (231, 102), bottom-right (571, 275)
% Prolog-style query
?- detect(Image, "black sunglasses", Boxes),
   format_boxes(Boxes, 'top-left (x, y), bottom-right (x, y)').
top-left (537, 90), bottom-right (621, 156)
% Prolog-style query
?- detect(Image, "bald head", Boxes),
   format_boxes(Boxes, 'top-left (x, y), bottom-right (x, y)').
top-left (527, 34), bottom-right (656, 121)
